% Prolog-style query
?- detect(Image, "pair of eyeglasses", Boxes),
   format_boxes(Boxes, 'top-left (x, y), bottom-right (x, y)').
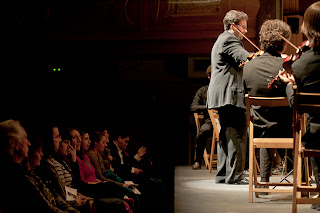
top-left (237, 24), bottom-right (247, 29)
top-left (53, 135), bottom-right (61, 139)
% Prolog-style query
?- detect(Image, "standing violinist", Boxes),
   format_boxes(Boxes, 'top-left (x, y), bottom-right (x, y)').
top-left (207, 10), bottom-right (250, 184)
top-left (278, 1), bottom-right (320, 210)
top-left (243, 19), bottom-right (292, 186)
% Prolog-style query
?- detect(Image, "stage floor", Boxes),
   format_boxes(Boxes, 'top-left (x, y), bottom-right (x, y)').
top-left (174, 166), bottom-right (318, 213)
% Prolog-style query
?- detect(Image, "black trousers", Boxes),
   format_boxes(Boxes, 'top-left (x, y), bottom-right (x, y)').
top-left (215, 105), bottom-right (247, 184)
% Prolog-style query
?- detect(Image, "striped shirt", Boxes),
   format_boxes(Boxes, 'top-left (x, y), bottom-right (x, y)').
top-left (50, 157), bottom-right (73, 187)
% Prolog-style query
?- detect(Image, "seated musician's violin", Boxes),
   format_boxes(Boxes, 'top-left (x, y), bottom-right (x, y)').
top-left (282, 40), bottom-right (310, 72)
top-left (268, 40), bottom-right (310, 88)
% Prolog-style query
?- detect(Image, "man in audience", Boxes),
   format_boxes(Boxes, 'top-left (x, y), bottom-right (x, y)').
top-left (109, 129), bottom-right (144, 181)
top-left (0, 120), bottom-right (50, 212)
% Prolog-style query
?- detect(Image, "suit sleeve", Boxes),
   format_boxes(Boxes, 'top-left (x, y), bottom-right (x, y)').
top-left (223, 36), bottom-right (250, 67)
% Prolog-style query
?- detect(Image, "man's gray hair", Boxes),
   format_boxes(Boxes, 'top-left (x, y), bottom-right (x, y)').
top-left (223, 10), bottom-right (248, 30)
top-left (0, 119), bottom-right (23, 160)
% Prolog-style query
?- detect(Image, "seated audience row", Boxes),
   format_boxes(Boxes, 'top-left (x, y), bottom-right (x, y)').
top-left (0, 120), bottom-right (165, 213)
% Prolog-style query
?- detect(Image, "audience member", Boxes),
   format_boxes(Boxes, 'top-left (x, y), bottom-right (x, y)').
top-left (0, 120), bottom-right (37, 213)
top-left (87, 131), bottom-right (124, 183)
top-left (25, 132), bottom-right (80, 213)
top-left (108, 129), bottom-right (143, 182)
top-left (49, 126), bottom-right (131, 213)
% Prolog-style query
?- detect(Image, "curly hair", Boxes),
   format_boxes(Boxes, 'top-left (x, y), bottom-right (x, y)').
top-left (259, 19), bottom-right (291, 52)
top-left (301, 1), bottom-right (320, 48)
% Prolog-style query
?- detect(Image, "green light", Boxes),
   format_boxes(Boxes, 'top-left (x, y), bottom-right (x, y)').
top-left (53, 68), bottom-right (61, 72)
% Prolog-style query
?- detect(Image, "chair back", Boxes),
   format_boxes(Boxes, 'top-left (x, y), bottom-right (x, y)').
top-left (245, 94), bottom-right (293, 203)
top-left (193, 112), bottom-right (204, 137)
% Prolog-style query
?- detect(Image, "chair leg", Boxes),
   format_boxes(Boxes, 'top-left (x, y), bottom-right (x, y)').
top-left (304, 157), bottom-right (310, 198)
top-left (203, 149), bottom-right (209, 169)
top-left (254, 150), bottom-right (260, 198)
top-left (292, 131), bottom-right (300, 213)
top-left (249, 144), bottom-right (254, 203)
top-left (209, 137), bottom-right (215, 173)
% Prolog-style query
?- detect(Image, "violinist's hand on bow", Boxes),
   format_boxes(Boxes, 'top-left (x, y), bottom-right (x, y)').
top-left (278, 69), bottom-right (296, 85)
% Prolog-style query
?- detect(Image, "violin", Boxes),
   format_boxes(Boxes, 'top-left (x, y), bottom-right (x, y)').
top-left (231, 23), bottom-right (262, 68)
top-left (267, 40), bottom-right (310, 88)
top-left (239, 50), bottom-right (264, 68)
top-left (282, 40), bottom-right (310, 72)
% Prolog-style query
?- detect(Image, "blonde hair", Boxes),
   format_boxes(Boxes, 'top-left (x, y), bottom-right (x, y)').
top-left (0, 119), bottom-right (23, 160)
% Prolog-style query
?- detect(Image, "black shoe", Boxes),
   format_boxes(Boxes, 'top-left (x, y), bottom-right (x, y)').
top-left (192, 162), bottom-right (201, 170)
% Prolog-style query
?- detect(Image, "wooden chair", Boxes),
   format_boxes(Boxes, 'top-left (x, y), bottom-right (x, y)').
top-left (207, 109), bottom-right (220, 173)
top-left (193, 111), bottom-right (219, 173)
top-left (292, 86), bottom-right (320, 213)
top-left (245, 94), bottom-right (294, 203)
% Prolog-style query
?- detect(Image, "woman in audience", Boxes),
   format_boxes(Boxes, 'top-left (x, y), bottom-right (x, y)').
top-left (80, 129), bottom-right (139, 210)
top-left (49, 126), bottom-right (131, 213)
top-left (101, 129), bottom-right (115, 170)
top-left (25, 132), bottom-right (80, 213)
top-left (87, 131), bottom-right (124, 183)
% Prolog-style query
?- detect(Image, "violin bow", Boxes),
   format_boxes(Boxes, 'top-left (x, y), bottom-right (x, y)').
top-left (231, 23), bottom-right (261, 51)
top-left (274, 31), bottom-right (298, 50)
top-left (267, 32), bottom-right (298, 88)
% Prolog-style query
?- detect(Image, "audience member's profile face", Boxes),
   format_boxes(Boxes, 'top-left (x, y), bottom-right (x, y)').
top-left (96, 135), bottom-right (107, 152)
top-left (70, 129), bottom-right (81, 151)
top-left (81, 133), bottom-right (91, 152)
top-left (59, 140), bottom-right (71, 157)
top-left (17, 126), bottom-right (31, 159)
top-left (103, 130), bottom-right (109, 143)
top-left (30, 147), bottom-right (43, 168)
top-left (118, 136), bottom-right (129, 151)
top-left (52, 127), bottom-right (61, 153)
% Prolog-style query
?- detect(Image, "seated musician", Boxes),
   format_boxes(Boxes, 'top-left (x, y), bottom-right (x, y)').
top-left (278, 2), bottom-right (320, 210)
top-left (243, 19), bottom-right (292, 185)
